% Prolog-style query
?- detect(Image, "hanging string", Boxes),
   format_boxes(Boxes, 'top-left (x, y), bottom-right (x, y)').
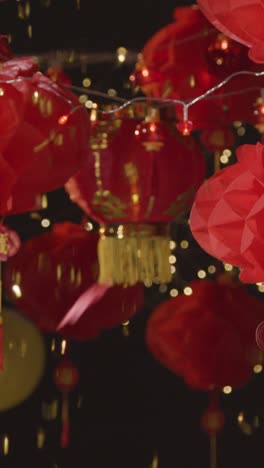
top-left (209, 433), bottom-right (217, 468)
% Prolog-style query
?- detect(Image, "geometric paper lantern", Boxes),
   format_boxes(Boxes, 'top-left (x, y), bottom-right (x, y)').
top-left (198, 0), bottom-right (264, 63)
top-left (134, 5), bottom-right (262, 134)
top-left (190, 141), bottom-right (264, 283)
top-left (0, 42), bottom-right (90, 215)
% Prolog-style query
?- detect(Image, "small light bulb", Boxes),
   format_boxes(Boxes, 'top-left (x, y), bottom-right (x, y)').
top-left (41, 219), bottom-right (51, 228)
top-left (117, 47), bottom-right (127, 63)
top-left (197, 270), bottom-right (206, 279)
top-left (253, 364), bottom-right (263, 374)
top-left (220, 155), bottom-right (229, 164)
top-left (58, 114), bottom-right (68, 125)
top-left (223, 385), bottom-right (232, 394)
top-left (82, 77), bottom-right (91, 88)
top-left (79, 94), bottom-right (88, 104)
top-left (12, 284), bottom-right (22, 298)
top-left (184, 287), bottom-right (193, 296)
top-left (208, 265), bottom-right (216, 274)
top-left (170, 289), bottom-right (178, 297)
top-left (180, 240), bottom-right (189, 249)
top-left (169, 255), bottom-right (176, 264)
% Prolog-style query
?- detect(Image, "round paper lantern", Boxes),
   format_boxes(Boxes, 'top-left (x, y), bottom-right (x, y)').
top-left (134, 6), bottom-right (261, 136)
top-left (3, 222), bottom-right (144, 340)
top-left (197, 0), bottom-right (264, 63)
top-left (190, 141), bottom-right (264, 283)
top-left (0, 47), bottom-right (90, 215)
top-left (0, 307), bottom-right (45, 411)
top-left (65, 117), bottom-right (206, 286)
top-left (146, 280), bottom-right (263, 390)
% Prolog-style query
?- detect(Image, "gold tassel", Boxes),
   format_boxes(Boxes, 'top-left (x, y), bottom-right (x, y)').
top-left (98, 224), bottom-right (172, 286)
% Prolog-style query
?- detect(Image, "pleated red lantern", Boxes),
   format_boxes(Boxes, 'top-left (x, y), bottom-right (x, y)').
top-left (146, 280), bottom-right (264, 390)
top-left (134, 6), bottom-right (261, 138)
top-left (0, 40), bottom-right (90, 216)
top-left (190, 141), bottom-right (264, 283)
top-left (3, 222), bottom-right (144, 340)
top-left (197, 0), bottom-right (264, 63)
top-left (65, 117), bottom-right (206, 286)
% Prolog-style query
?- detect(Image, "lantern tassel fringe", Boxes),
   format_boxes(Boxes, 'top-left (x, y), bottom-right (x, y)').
top-left (98, 229), bottom-right (172, 286)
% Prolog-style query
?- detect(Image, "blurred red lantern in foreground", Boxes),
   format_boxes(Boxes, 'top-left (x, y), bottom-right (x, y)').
top-left (146, 280), bottom-right (264, 390)
top-left (197, 0), bottom-right (264, 63)
top-left (66, 117), bottom-right (205, 286)
top-left (134, 5), bottom-right (261, 141)
top-left (190, 142), bottom-right (264, 283)
top-left (3, 222), bottom-right (144, 340)
top-left (0, 38), bottom-right (90, 216)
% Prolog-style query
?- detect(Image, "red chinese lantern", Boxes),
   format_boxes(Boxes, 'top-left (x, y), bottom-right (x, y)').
top-left (190, 141), bottom-right (264, 283)
top-left (54, 358), bottom-right (79, 448)
top-left (146, 280), bottom-right (264, 390)
top-left (3, 222), bottom-right (144, 340)
top-left (0, 38), bottom-right (90, 216)
top-left (134, 6), bottom-right (261, 142)
top-left (197, 0), bottom-right (264, 63)
top-left (65, 117), bottom-right (206, 286)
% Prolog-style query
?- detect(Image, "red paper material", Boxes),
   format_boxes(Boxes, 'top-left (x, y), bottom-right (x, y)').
top-left (0, 55), bottom-right (90, 215)
top-left (65, 119), bottom-right (205, 225)
top-left (146, 280), bottom-right (264, 390)
top-left (134, 5), bottom-right (262, 134)
top-left (190, 141), bottom-right (264, 283)
top-left (197, 0), bottom-right (264, 63)
top-left (4, 223), bottom-right (144, 340)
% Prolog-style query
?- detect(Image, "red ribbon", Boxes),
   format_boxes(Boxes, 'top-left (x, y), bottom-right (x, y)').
top-left (56, 282), bottom-right (110, 330)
